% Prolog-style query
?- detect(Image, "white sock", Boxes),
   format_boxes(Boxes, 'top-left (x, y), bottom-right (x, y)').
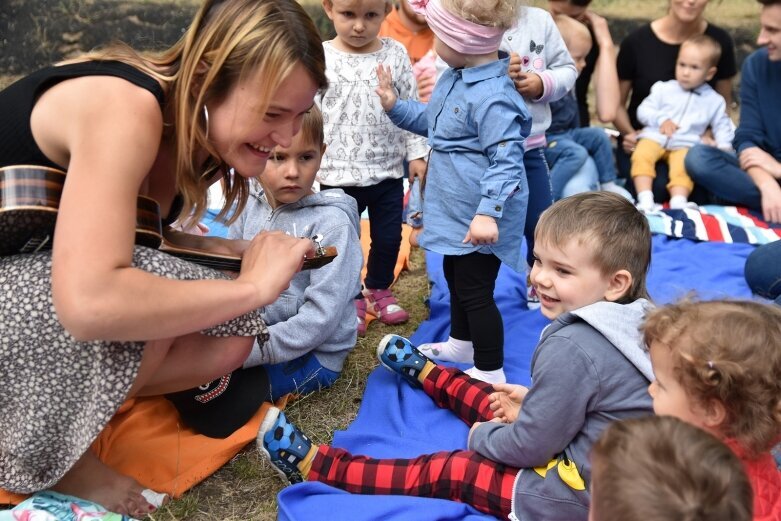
top-left (600, 181), bottom-right (634, 202)
top-left (636, 190), bottom-right (655, 211)
top-left (418, 336), bottom-right (474, 363)
top-left (669, 194), bottom-right (689, 209)
top-left (464, 366), bottom-right (506, 384)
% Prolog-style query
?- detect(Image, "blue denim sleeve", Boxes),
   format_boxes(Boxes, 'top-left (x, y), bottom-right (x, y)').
top-left (474, 93), bottom-right (530, 219)
top-left (387, 98), bottom-right (429, 137)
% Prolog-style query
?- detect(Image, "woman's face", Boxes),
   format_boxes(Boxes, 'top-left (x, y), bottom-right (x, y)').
top-left (668, 0), bottom-right (709, 25)
top-left (206, 63), bottom-right (318, 179)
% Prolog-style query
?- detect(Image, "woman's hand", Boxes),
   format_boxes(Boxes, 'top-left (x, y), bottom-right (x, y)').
top-left (375, 64), bottom-right (398, 112)
top-left (488, 383), bottom-right (529, 423)
top-left (622, 131), bottom-right (639, 154)
top-left (463, 215), bottom-right (498, 245)
top-left (237, 231), bottom-right (314, 305)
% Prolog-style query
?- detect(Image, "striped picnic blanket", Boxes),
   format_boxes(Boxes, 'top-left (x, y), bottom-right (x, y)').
top-left (646, 205), bottom-right (781, 244)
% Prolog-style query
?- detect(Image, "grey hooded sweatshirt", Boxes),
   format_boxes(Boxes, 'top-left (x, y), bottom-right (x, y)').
top-left (228, 187), bottom-right (363, 372)
top-left (469, 299), bottom-right (654, 521)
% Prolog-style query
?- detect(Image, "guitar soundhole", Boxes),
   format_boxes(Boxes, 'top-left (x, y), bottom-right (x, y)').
top-left (0, 210), bottom-right (58, 256)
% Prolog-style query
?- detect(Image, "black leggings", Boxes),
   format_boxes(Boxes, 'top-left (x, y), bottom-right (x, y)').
top-left (442, 252), bottom-right (503, 371)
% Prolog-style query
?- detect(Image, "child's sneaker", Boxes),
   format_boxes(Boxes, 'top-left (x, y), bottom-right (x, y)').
top-left (526, 273), bottom-right (540, 310)
top-left (377, 334), bottom-right (429, 387)
top-left (257, 407), bottom-right (312, 484)
top-left (355, 298), bottom-right (367, 337)
top-left (364, 288), bottom-right (409, 325)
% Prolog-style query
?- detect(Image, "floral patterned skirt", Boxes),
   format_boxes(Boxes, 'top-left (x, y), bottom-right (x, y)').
top-left (0, 247), bottom-right (267, 493)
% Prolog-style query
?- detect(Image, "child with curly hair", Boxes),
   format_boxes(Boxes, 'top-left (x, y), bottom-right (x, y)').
top-left (643, 299), bottom-right (781, 520)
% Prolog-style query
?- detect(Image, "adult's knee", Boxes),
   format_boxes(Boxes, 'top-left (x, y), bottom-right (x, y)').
top-left (684, 145), bottom-right (722, 182)
top-left (744, 242), bottom-right (781, 300)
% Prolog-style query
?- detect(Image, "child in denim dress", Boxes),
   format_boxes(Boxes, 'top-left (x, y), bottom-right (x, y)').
top-left (374, 0), bottom-right (530, 384)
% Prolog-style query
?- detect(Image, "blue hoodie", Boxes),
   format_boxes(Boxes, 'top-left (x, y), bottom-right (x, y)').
top-left (228, 186), bottom-right (363, 372)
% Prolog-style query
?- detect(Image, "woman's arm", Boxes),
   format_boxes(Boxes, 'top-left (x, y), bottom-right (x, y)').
top-left (714, 78), bottom-right (734, 113)
top-left (614, 79), bottom-right (638, 152)
top-left (585, 11), bottom-right (619, 123)
top-left (40, 76), bottom-right (309, 342)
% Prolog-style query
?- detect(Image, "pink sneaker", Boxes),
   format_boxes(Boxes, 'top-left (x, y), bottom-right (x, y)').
top-left (363, 288), bottom-right (409, 325)
top-left (355, 298), bottom-right (367, 337)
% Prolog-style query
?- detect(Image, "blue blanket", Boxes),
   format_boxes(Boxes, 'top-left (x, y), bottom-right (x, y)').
top-left (276, 236), bottom-right (757, 520)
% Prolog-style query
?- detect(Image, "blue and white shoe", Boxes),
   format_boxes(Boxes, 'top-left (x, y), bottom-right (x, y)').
top-left (377, 334), bottom-right (430, 387)
top-left (257, 407), bottom-right (312, 484)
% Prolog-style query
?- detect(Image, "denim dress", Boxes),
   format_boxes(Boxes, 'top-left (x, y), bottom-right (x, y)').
top-left (387, 55), bottom-right (531, 272)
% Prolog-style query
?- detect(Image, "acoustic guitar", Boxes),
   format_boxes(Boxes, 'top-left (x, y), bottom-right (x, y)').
top-left (0, 165), bottom-right (337, 271)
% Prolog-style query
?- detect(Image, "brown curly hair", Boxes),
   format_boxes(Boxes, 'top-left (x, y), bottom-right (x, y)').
top-left (642, 299), bottom-right (781, 457)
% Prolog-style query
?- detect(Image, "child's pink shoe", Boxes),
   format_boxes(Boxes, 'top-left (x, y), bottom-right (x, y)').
top-left (355, 298), bottom-right (367, 337)
top-left (363, 288), bottom-right (409, 325)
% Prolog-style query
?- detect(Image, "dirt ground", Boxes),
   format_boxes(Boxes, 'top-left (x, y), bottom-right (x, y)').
top-left (0, 0), bottom-right (196, 77)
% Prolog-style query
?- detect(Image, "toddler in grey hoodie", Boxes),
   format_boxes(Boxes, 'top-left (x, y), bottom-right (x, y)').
top-left (258, 192), bottom-right (654, 521)
top-left (228, 106), bottom-right (363, 399)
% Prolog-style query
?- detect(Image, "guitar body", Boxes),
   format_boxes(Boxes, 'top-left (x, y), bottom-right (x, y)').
top-left (0, 165), bottom-right (337, 270)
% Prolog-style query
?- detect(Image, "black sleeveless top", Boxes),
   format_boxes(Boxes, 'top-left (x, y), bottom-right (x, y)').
top-left (0, 60), bottom-right (184, 224)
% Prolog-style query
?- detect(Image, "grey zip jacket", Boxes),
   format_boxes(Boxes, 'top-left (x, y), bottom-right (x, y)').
top-left (228, 187), bottom-right (363, 372)
top-left (469, 299), bottom-right (654, 521)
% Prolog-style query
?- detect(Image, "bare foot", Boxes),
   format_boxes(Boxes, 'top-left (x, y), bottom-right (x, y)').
top-left (52, 450), bottom-right (157, 518)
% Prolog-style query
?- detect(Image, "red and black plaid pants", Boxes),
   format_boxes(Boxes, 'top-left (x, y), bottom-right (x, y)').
top-left (309, 366), bottom-right (518, 518)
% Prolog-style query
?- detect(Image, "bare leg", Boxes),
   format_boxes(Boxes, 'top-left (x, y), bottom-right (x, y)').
top-left (48, 334), bottom-right (252, 515)
top-left (134, 333), bottom-right (253, 396)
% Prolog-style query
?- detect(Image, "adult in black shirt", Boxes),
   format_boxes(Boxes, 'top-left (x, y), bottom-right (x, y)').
top-left (547, 0), bottom-right (620, 126)
top-left (614, 0), bottom-right (737, 200)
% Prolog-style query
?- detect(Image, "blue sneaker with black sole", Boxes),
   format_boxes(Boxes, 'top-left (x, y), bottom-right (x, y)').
top-left (257, 407), bottom-right (312, 484)
top-left (377, 334), bottom-right (430, 388)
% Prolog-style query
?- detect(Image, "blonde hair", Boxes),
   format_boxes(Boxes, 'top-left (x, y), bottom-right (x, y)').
top-left (591, 416), bottom-right (753, 521)
top-left (643, 299), bottom-right (781, 457)
top-left (440, 0), bottom-right (521, 29)
top-left (553, 14), bottom-right (591, 53)
top-left (534, 192), bottom-right (652, 303)
top-left (298, 105), bottom-right (325, 148)
top-left (681, 34), bottom-right (722, 68)
top-left (66, 0), bottom-right (327, 226)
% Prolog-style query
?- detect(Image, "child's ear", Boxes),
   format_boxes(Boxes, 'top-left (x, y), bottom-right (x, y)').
top-left (322, 0), bottom-right (334, 19)
top-left (702, 398), bottom-right (727, 429)
top-left (705, 66), bottom-right (718, 82)
top-left (320, 143), bottom-right (327, 156)
top-left (603, 269), bottom-right (632, 302)
top-left (385, 2), bottom-right (392, 15)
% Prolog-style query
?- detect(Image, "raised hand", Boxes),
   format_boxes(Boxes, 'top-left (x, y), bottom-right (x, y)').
top-left (488, 382), bottom-right (529, 423)
top-left (375, 64), bottom-right (398, 112)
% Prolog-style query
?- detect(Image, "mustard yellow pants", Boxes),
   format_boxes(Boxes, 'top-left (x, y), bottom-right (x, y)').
top-left (630, 138), bottom-right (693, 192)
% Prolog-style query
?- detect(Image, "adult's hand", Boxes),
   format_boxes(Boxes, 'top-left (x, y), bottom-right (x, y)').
top-left (237, 231), bottom-right (313, 305)
top-left (740, 147), bottom-right (781, 178)
top-left (584, 11), bottom-right (612, 48)
top-left (622, 131), bottom-right (639, 154)
top-left (759, 182), bottom-right (781, 224)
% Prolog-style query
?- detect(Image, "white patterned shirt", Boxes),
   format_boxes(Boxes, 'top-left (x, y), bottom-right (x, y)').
top-left (316, 38), bottom-right (429, 187)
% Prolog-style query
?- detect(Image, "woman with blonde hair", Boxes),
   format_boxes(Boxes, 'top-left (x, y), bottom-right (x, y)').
top-left (0, 0), bottom-right (326, 516)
